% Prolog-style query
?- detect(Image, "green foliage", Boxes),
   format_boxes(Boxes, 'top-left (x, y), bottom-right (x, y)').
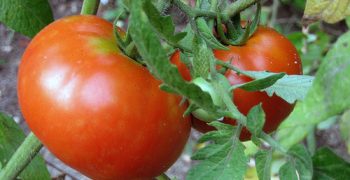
top-left (196, 18), bottom-right (229, 50)
top-left (255, 150), bottom-right (272, 180)
top-left (0, 0), bottom-right (53, 38)
top-left (313, 148), bottom-right (350, 179)
top-left (237, 73), bottom-right (285, 92)
top-left (277, 31), bottom-right (350, 149)
top-left (129, 0), bottom-right (220, 118)
top-left (244, 71), bottom-right (314, 104)
top-left (304, 0), bottom-right (350, 24)
top-left (279, 144), bottom-right (313, 180)
top-left (0, 113), bottom-right (50, 179)
top-left (246, 104), bottom-right (265, 138)
top-left (187, 122), bottom-right (248, 180)
top-left (143, 1), bottom-right (187, 45)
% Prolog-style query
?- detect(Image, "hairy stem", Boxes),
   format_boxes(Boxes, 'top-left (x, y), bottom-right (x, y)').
top-left (81, 0), bottom-right (100, 15)
top-left (0, 133), bottom-right (43, 180)
top-left (261, 132), bottom-right (288, 154)
top-left (223, 0), bottom-right (258, 21)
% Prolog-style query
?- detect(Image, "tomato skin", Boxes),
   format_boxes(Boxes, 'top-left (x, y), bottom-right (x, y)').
top-left (173, 26), bottom-right (302, 140)
top-left (18, 15), bottom-right (190, 180)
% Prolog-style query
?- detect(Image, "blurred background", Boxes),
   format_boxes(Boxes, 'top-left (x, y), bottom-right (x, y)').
top-left (0, 0), bottom-right (349, 179)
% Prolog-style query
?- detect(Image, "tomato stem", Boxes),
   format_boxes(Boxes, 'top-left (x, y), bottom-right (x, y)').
top-left (212, 76), bottom-right (247, 125)
top-left (306, 127), bottom-right (316, 155)
top-left (222, 0), bottom-right (258, 21)
top-left (81, 0), bottom-right (100, 15)
top-left (260, 132), bottom-right (288, 154)
top-left (0, 132), bottom-right (43, 180)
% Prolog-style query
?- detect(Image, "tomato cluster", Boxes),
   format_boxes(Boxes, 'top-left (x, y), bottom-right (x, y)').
top-left (173, 26), bottom-right (302, 140)
top-left (18, 15), bottom-right (190, 180)
top-left (18, 14), bottom-right (301, 179)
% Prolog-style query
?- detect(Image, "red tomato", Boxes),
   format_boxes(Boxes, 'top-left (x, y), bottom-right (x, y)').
top-left (172, 26), bottom-right (302, 140)
top-left (18, 15), bottom-right (190, 180)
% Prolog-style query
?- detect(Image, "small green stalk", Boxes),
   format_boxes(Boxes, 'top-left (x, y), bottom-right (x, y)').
top-left (260, 132), bottom-right (288, 154)
top-left (223, 0), bottom-right (258, 21)
top-left (306, 127), bottom-right (316, 155)
top-left (81, 0), bottom-right (100, 15)
top-left (0, 133), bottom-right (43, 180)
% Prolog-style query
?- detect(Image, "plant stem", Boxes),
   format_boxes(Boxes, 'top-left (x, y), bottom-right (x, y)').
top-left (212, 77), bottom-right (247, 125)
top-left (81, 0), bottom-right (100, 15)
top-left (269, 0), bottom-right (279, 27)
top-left (260, 132), bottom-right (288, 154)
top-left (215, 60), bottom-right (249, 76)
top-left (306, 127), bottom-right (316, 155)
top-left (0, 133), bottom-right (43, 180)
top-left (223, 0), bottom-right (258, 21)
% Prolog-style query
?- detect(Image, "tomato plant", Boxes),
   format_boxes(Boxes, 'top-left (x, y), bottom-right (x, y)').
top-left (17, 15), bottom-right (190, 180)
top-left (173, 26), bottom-right (302, 140)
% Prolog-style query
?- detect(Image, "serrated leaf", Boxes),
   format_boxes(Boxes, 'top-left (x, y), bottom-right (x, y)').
top-left (0, 113), bottom-right (50, 179)
top-left (288, 144), bottom-right (313, 180)
top-left (244, 71), bottom-right (314, 103)
top-left (196, 18), bottom-right (229, 50)
top-left (255, 150), bottom-right (272, 180)
top-left (304, 0), bottom-right (350, 24)
top-left (237, 73), bottom-right (285, 92)
top-left (188, 121), bottom-right (248, 180)
top-left (129, 1), bottom-right (219, 117)
top-left (277, 31), bottom-right (350, 149)
top-left (197, 121), bottom-right (235, 143)
top-left (246, 104), bottom-right (265, 137)
top-left (0, 0), bottom-right (53, 38)
top-left (313, 148), bottom-right (350, 179)
top-left (188, 139), bottom-right (248, 180)
top-left (143, 1), bottom-right (186, 44)
top-left (279, 161), bottom-right (298, 180)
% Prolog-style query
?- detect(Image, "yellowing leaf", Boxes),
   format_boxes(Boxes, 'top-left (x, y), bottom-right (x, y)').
top-left (304, 0), bottom-right (350, 24)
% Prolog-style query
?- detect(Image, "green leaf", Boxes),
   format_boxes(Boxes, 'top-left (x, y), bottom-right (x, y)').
top-left (313, 148), bottom-right (350, 179)
top-left (188, 123), bottom-right (248, 180)
top-left (246, 104), bottom-right (265, 137)
top-left (0, 113), bottom-right (50, 179)
top-left (346, 16), bottom-right (350, 28)
top-left (129, 1), bottom-right (218, 117)
top-left (143, 1), bottom-right (186, 44)
top-left (279, 161), bottom-right (298, 180)
top-left (196, 18), bottom-right (229, 50)
top-left (289, 144), bottom-right (313, 179)
top-left (277, 31), bottom-right (350, 149)
top-left (244, 71), bottom-right (314, 103)
top-left (0, 0), bottom-right (53, 38)
top-left (255, 150), bottom-right (272, 180)
top-left (304, 0), bottom-right (350, 24)
top-left (340, 110), bottom-right (350, 154)
top-left (237, 73), bottom-right (285, 92)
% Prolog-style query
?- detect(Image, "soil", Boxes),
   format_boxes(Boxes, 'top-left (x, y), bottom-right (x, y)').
top-left (0, 0), bottom-right (349, 180)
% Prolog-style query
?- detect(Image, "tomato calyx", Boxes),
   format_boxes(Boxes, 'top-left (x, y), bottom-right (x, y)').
top-left (215, 2), bottom-right (261, 46)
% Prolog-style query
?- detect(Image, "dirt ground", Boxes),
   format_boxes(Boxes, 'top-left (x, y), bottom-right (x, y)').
top-left (0, 0), bottom-right (349, 179)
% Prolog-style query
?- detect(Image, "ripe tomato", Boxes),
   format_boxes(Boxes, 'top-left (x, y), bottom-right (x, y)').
top-left (172, 26), bottom-right (302, 140)
top-left (18, 15), bottom-right (190, 180)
